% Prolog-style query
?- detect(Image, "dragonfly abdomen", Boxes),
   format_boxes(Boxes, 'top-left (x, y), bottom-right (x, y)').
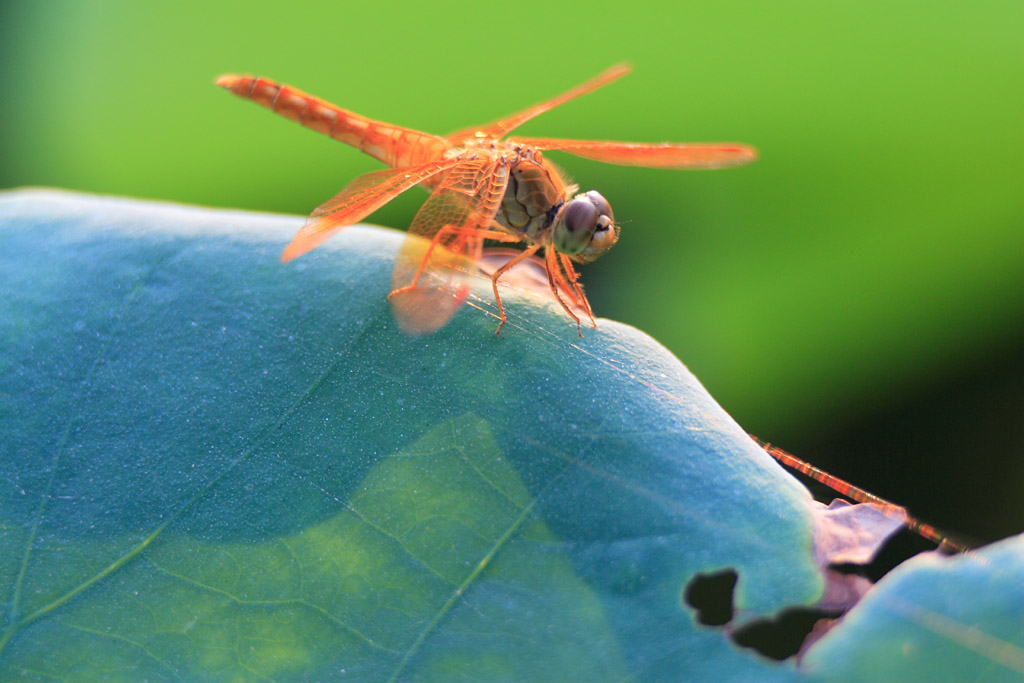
top-left (215, 75), bottom-right (449, 169)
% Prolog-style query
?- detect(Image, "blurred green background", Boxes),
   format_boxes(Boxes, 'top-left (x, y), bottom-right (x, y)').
top-left (2, 1), bottom-right (1021, 546)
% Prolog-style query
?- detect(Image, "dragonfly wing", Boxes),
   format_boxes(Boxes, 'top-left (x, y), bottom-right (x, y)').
top-left (281, 159), bottom-right (458, 262)
top-left (446, 64), bottom-right (631, 143)
top-left (510, 138), bottom-right (757, 169)
top-left (217, 74), bottom-right (450, 169)
top-left (390, 158), bottom-right (510, 335)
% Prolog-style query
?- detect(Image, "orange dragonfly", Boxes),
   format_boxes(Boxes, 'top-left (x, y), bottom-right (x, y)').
top-left (216, 65), bottom-right (756, 335)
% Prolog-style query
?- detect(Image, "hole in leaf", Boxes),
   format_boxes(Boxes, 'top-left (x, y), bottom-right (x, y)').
top-left (684, 570), bottom-right (736, 626)
top-left (731, 606), bottom-right (843, 660)
top-left (684, 569), bottom-right (845, 661)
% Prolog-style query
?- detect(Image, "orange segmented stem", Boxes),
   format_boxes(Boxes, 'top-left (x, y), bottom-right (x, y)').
top-left (753, 437), bottom-right (968, 553)
top-left (215, 74), bottom-right (449, 169)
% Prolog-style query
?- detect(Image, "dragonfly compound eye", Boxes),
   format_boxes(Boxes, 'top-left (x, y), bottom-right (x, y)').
top-left (554, 198), bottom-right (599, 255)
top-left (571, 191), bottom-right (620, 263)
top-left (585, 190), bottom-right (614, 223)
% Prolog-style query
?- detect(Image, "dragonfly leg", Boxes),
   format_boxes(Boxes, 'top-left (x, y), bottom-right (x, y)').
top-left (489, 244), bottom-right (542, 335)
top-left (389, 226), bottom-right (523, 300)
top-left (477, 228), bottom-right (522, 243)
top-left (558, 253), bottom-right (597, 329)
top-left (388, 224), bottom-right (461, 299)
top-left (545, 250), bottom-right (583, 337)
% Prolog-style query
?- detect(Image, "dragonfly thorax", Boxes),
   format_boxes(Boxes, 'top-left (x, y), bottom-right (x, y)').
top-left (495, 153), bottom-right (619, 263)
top-left (493, 154), bottom-right (565, 239)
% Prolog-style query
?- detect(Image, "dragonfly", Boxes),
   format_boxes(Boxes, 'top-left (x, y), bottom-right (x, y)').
top-left (216, 64), bottom-right (756, 335)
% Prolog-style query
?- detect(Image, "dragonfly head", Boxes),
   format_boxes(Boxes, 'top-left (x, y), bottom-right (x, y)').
top-left (552, 190), bottom-right (619, 263)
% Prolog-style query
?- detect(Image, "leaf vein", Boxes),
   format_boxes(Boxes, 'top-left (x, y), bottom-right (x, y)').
top-left (144, 555), bottom-right (399, 654)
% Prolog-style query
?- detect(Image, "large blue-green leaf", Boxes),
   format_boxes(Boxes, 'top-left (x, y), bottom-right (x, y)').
top-left (2, 189), bottom-right (1020, 681)
top-left (0, 189), bottom-right (819, 680)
